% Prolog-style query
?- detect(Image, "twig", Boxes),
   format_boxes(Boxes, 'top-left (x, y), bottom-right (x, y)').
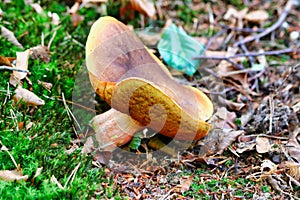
top-left (217, 23), bottom-right (265, 33)
top-left (239, 37), bottom-right (255, 66)
top-left (205, 29), bottom-right (226, 50)
top-left (195, 48), bottom-right (298, 60)
top-left (234, 0), bottom-right (295, 47)
top-left (269, 96), bottom-right (274, 134)
top-left (0, 65), bottom-right (29, 73)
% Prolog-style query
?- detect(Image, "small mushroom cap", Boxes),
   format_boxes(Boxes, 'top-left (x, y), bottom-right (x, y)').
top-left (86, 16), bottom-right (214, 140)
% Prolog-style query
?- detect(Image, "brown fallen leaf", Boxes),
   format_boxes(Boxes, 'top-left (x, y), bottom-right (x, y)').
top-left (51, 175), bottom-right (64, 189)
top-left (38, 80), bottom-right (53, 91)
top-left (218, 96), bottom-right (245, 111)
top-left (48, 12), bottom-right (60, 25)
top-left (13, 87), bottom-right (45, 106)
top-left (0, 55), bottom-right (12, 66)
top-left (13, 49), bottom-right (31, 80)
top-left (9, 73), bottom-right (22, 87)
top-left (130, 0), bottom-right (156, 19)
top-left (1, 26), bottom-right (23, 49)
top-left (33, 167), bottom-right (43, 179)
top-left (179, 175), bottom-right (193, 193)
top-left (0, 169), bottom-right (28, 182)
top-left (286, 128), bottom-right (300, 163)
top-left (256, 136), bottom-right (271, 154)
top-left (31, 45), bottom-right (50, 63)
top-left (244, 10), bottom-right (269, 23)
top-left (199, 129), bottom-right (244, 156)
top-left (280, 161), bottom-right (300, 180)
top-left (212, 107), bottom-right (237, 129)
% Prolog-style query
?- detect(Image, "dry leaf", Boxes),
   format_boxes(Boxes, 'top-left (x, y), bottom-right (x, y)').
top-left (217, 47), bottom-right (249, 89)
top-left (71, 13), bottom-right (84, 27)
top-left (199, 129), bottom-right (244, 156)
top-left (1, 26), bottom-right (23, 49)
top-left (9, 73), bottom-right (22, 87)
top-left (0, 55), bottom-right (12, 66)
top-left (82, 0), bottom-right (108, 3)
top-left (256, 136), bottom-right (271, 153)
top-left (38, 80), bottom-right (53, 91)
top-left (245, 10), bottom-right (269, 23)
top-left (25, 0), bottom-right (44, 14)
top-left (13, 87), bottom-right (45, 106)
top-left (33, 167), bottom-right (43, 179)
top-left (261, 159), bottom-right (276, 172)
top-left (292, 101), bottom-right (300, 113)
top-left (224, 7), bottom-right (248, 22)
top-left (130, 0), bottom-right (156, 19)
top-left (13, 49), bottom-right (31, 80)
top-left (217, 130), bottom-right (244, 154)
top-left (218, 96), bottom-right (245, 111)
top-left (31, 45), bottom-right (50, 63)
top-left (25, 122), bottom-right (34, 130)
top-left (0, 169), bottom-right (28, 182)
top-left (48, 12), bottom-right (60, 25)
top-left (94, 150), bottom-right (112, 165)
top-left (286, 128), bottom-right (300, 163)
top-left (51, 175), bottom-right (64, 189)
top-left (82, 137), bottom-right (94, 154)
top-left (180, 176), bottom-right (193, 193)
top-left (212, 107), bottom-right (237, 129)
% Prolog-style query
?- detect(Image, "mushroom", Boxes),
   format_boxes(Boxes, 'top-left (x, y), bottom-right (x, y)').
top-left (86, 16), bottom-right (213, 151)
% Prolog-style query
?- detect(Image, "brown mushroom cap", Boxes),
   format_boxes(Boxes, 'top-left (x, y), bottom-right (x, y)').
top-left (86, 16), bottom-right (213, 141)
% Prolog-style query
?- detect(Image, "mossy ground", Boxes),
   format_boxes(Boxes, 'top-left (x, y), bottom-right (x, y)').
top-left (0, 1), bottom-right (122, 199)
top-left (0, 1), bottom-right (293, 199)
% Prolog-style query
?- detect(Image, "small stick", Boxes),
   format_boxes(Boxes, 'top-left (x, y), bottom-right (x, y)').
top-left (218, 23), bottom-right (265, 33)
top-left (205, 29), bottom-right (226, 50)
top-left (234, 0), bottom-right (295, 47)
top-left (194, 48), bottom-right (298, 60)
top-left (0, 65), bottom-right (29, 73)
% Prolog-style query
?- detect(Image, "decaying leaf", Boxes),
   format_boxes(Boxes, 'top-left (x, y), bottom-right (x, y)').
top-left (13, 49), bottom-right (31, 80)
top-left (0, 55), bottom-right (12, 66)
top-left (38, 80), bottom-right (53, 91)
top-left (244, 10), bottom-right (269, 23)
top-left (218, 96), bottom-right (245, 111)
top-left (33, 167), bottom-right (43, 179)
top-left (13, 87), bottom-right (45, 106)
top-left (48, 12), bottom-right (60, 25)
top-left (25, 0), bottom-right (44, 14)
top-left (1, 26), bottom-right (23, 49)
top-left (129, 0), bottom-right (156, 19)
top-left (9, 73), bottom-right (22, 87)
top-left (256, 136), bottom-right (271, 153)
top-left (0, 169), bottom-right (28, 182)
top-left (31, 45), bottom-right (50, 63)
top-left (179, 175), bottom-right (193, 193)
top-left (158, 23), bottom-right (205, 76)
top-left (286, 128), bottom-right (300, 163)
top-left (223, 7), bottom-right (248, 20)
top-left (199, 127), bottom-right (244, 156)
top-left (51, 175), bottom-right (64, 189)
top-left (212, 107), bottom-right (237, 129)
top-left (280, 161), bottom-right (300, 180)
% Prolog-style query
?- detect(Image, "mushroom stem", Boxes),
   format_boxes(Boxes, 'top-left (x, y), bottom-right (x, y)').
top-left (90, 108), bottom-right (142, 151)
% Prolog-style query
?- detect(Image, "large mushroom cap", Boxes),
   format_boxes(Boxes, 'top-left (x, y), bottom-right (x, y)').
top-left (86, 16), bottom-right (214, 141)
